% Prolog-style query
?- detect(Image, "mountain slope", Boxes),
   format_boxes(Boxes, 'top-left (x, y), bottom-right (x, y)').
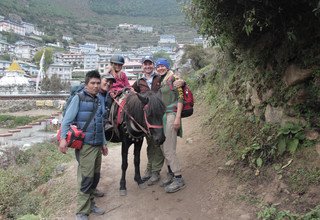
top-left (0, 0), bottom-right (196, 46)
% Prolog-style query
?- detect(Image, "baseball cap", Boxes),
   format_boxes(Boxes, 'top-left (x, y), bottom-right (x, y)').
top-left (141, 56), bottom-right (154, 63)
top-left (101, 73), bottom-right (116, 83)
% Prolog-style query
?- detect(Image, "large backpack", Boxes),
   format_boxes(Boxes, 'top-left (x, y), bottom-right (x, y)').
top-left (180, 84), bottom-right (194, 118)
top-left (168, 75), bottom-right (194, 118)
top-left (62, 84), bottom-right (85, 116)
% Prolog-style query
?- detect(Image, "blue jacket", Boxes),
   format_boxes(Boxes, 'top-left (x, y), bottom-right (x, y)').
top-left (61, 89), bottom-right (106, 146)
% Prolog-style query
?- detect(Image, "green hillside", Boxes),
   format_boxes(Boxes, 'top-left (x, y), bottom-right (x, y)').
top-left (90, 0), bottom-right (182, 17)
top-left (0, 0), bottom-right (197, 46)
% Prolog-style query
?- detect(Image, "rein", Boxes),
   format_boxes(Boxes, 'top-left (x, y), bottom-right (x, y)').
top-left (143, 105), bottom-right (163, 132)
top-left (112, 95), bottom-right (162, 136)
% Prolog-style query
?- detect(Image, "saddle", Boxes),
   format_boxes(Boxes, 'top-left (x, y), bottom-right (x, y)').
top-left (105, 88), bottom-right (130, 142)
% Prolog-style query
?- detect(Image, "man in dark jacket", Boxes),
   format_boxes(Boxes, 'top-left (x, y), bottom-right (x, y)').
top-left (131, 56), bottom-right (164, 186)
top-left (59, 70), bottom-right (108, 220)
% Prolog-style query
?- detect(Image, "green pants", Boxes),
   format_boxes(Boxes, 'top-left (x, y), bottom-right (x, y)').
top-left (146, 136), bottom-right (164, 173)
top-left (75, 144), bottom-right (102, 215)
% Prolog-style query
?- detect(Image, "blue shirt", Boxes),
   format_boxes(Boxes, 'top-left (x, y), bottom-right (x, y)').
top-left (143, 71), bottom-right (157, 89)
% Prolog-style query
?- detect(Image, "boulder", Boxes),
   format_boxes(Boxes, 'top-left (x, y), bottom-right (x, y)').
top-left (265, 104), bottom-right (284, 124)
top-left (283, 64), bottom-right (312, 87)
top-left (251, 88), bottom-right (262, 106)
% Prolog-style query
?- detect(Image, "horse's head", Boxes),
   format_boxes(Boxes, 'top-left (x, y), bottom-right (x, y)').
top-left (126, 91), bottom-right (166, 145)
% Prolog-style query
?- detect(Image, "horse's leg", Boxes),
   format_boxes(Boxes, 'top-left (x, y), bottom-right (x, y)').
top-left (133, 139), bottom-right (147, 189)
top-left (120, 141), bottom-right (129, 196)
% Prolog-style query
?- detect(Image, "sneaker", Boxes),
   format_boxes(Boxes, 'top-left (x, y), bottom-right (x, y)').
top-left (141, 169), bottom-right (152, 181)
top-left (165, 177), bottom-right (186, 193)
top-left (91, 204), bottom-right (105, 215)
top-left (93, 188), bottom-right (105, 197)
top-left (146, 171), bottom-right (160, 186)
top-left (159, 173), bottom-right (174, 187)
top-left (76, 213), bottom-right (88, 220)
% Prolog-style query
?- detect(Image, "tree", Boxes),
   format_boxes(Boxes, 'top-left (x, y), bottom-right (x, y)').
top-left (184, 0), bottom-right (320, 67)
top-left (33, 48), bottom-right (54, 71)
top-left (181, 45), bottom-right (210, 70)
top-left (3, 32), bottom-right (21, 44)
top-left (0, 53), bottom-right (11, 61)
top-left (40, 76), bottom-right (51, 92)
top-left (50, 74), bottom-right (64, 93)
top-left (42, 35), bottom-right (57, 44)
top-left (153, 51), bottom-right (173, 67)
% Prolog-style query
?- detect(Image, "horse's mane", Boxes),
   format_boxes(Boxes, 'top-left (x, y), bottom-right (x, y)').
top-left (125, 91), bottom-right (165, 124)
top-left (145, 91), bottom-right (166, 118)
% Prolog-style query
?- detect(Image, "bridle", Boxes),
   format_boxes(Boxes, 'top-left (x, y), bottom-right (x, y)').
top-left (143, 104), bottom-right (163, 135)
top-left (113, 95), bottom-right (163, 136)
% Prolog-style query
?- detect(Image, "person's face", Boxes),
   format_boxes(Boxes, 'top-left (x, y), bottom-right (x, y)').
top-left (142, 61), bottom-right (154, 75)
top-left (156, 64), bottom-right (168, 76)
top-left (86, 77), bottom-right (101, 96)
top-left (111, 63), bottom-right (123, 72)
top-left (101, 78), bottom-right (113, 92)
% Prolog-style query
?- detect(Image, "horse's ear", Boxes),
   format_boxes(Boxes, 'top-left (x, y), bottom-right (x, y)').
top-left (136, 93), bottom-right (149, 105)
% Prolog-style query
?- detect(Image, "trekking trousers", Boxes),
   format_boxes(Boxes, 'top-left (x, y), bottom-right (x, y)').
top-left (161, 112), bottom-right (182, 176)
top-left (146, 136), bottom-right (164, 173)
top-left (75, 144), bottom-right (102, 215)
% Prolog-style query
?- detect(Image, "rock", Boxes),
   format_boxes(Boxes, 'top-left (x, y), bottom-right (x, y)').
top-left (251, 88), bottom-right (262, 106)
top-left (305, 130), bottom-right (319, 141)
top-left (281, 116), bottom-right (307, 127)
top-left (54, 163), bottom-right (68, 176)
top-left (283, 64), bottom-right (313, 87)
top-left (253, 107), bottom-right (262, 117)
top-left (265, 104), bottom-right (284, 124)
top-left (262, 89), bottom-right (273, 102)
top-left (287, 89), bottom-right (308, 106)
top-left (22, 143), bottom-right (31, 150)
top-left (236, 185), bottom-right (246, 192)
top-left (186, 138), bottom-right (193, 144)
top-left (246, 82), bottom-right (252, 102)
top-left (225, 160), bottom-right (236, 166)
top-left (264, 193), bottom-right (276, 204)
top-left (239, 214), bottom-right (251, 220)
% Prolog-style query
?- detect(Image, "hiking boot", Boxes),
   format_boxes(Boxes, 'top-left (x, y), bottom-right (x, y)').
top-left (146, 171), bottom-right (160, 186)
top-left (159, 172), bottom-right (174, 187)
top-left (93, 188), bottom-right (105, 197)
top-left (141, 169), bottom-right (152, 181)
top-left (75, 213), bottom-right (88, 220)
top-left (91, 204), bottom-right (105, 215)
top-left (165, 177), bottom-right (186, 193)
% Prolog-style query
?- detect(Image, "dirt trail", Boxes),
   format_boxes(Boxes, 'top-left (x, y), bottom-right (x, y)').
top-left (56, 105), bottom-right (256, 220)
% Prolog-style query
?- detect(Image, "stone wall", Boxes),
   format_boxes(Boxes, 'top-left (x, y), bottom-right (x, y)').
top-left (0, 100), bottom-right (65, 113)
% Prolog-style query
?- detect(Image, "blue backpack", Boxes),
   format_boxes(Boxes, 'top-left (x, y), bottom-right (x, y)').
top-left (62, 84), bottom-right (85, 116)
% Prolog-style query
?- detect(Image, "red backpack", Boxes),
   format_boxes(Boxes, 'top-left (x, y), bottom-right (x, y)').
top-left (168, 75), bottom-right (194, 118)
top-left (180, 84), bottom-right (194, 118)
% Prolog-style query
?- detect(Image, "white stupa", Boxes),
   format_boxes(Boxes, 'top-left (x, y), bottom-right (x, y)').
top-left (0, 61), bottom-right (30, 86)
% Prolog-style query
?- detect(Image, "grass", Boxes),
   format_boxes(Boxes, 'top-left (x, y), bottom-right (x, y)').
top-left (0, 115), bottom-right (47, 129)
top-left (0, 141), bottom-right (73, 219)
top-left (258, 205), bottom-right (320, 220)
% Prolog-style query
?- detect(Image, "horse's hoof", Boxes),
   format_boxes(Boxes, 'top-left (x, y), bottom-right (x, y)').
top-left (139, 182), bottom-right (147, 189)
top-left (120, 189), bottom-right (127, 196)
